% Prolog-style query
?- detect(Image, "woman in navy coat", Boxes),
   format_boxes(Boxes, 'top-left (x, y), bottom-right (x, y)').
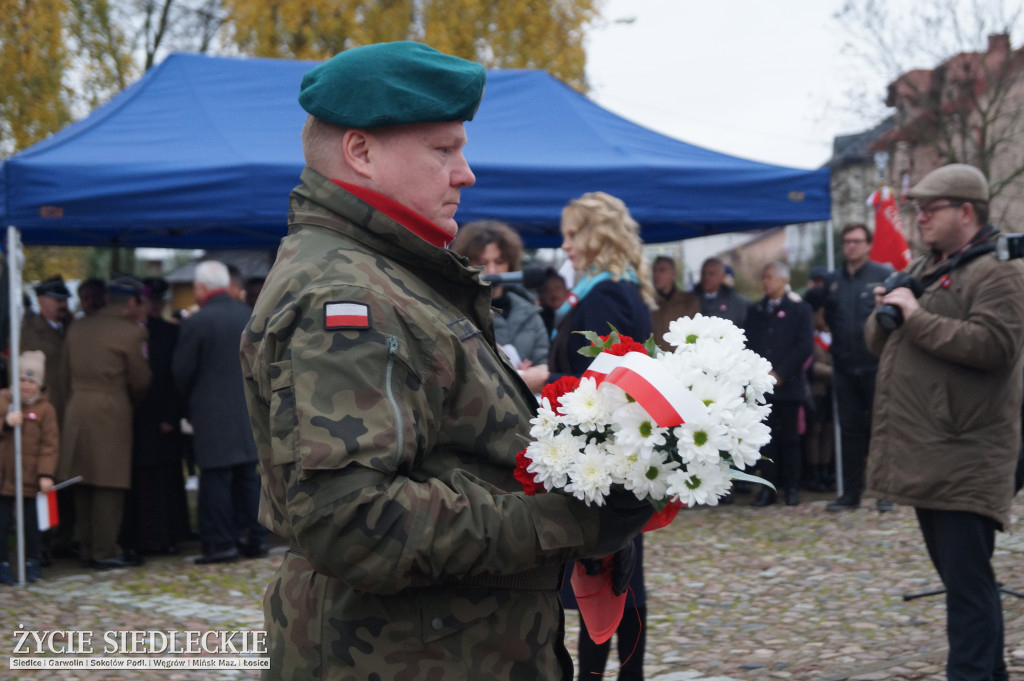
top-left (549, 192), bottom-right (655, 681)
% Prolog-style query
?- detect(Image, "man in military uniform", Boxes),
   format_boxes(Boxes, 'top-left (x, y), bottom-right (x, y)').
top-left (240, 42), bottom-right (653, 680)
top-left (21, 275), bottom-right (72, 420)
top-left (59, 277), bottom-right (150, 569)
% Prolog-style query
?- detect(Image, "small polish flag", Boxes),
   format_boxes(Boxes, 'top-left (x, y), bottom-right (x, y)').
top-left (325, 302), bottom-right (370, 330)
top-left (36, 490), bottom-right (59, 531)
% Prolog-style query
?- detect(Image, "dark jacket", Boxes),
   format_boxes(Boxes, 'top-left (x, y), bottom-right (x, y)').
top-left (549, 279), bottom-right (653, 380)
top-left (173, 293), bottom-right (256, 470)
top-left (865, 227), bottom-right (1024, 529)
top-left (810, 260), bottom-right (893, 373)
top-left (692, 284), bottom-right (750, 327)
top-left (744, 296), bottom-right (813, 404)
top-left (134, 315), bottom-right (184, 468)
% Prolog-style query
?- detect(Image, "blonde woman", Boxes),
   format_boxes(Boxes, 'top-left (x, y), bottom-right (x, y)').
top-left (549, 191), bottom-right (654, 681)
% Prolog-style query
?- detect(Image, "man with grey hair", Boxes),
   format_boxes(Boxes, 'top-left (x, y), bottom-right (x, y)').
top-left (173, 260), bottom-right (265, 564)
top-left (744, 261), bottom-right (813, 506)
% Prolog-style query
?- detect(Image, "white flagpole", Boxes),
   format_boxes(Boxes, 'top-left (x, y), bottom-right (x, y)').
top-left (7, 226), bottom-right (24, 585)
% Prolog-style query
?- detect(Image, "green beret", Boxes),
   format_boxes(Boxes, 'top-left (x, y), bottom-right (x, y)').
top-left (299, 41), bottom-right (486, 129)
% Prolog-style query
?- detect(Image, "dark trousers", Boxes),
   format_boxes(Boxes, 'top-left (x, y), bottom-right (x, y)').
top-left (833, 368), bottom-right (876, 499)
top-left (760, 402), bottom-right (801, 491)
top-left (577, 600), bottom-right (646, 681)
top-left (75, 485), bottom-right (125, 561)
top-left (198, 463), bottom-right (265, 553)
top-left (0, 495), bottom-right (41, 563)
top-left (915, 508), bottom-right (1007, 681)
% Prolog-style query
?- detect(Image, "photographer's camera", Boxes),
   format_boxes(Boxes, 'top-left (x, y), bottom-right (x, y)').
top-left (875, 271), bottom-right (925, 331)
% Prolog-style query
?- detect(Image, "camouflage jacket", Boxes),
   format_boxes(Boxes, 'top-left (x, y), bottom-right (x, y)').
top-left (241, 168), bottom-right (601, 681)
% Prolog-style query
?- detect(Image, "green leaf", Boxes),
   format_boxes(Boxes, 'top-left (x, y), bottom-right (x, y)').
top-left (644, 334), bottom-right (659, 357)
top-left (730, 468), bottom-right (776, 491)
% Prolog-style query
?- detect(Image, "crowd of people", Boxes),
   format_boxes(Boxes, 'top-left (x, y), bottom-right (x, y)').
top-left (2, 39), bottom-right (1019, 681)
top-left (0, 261), bottom-right (269, 584)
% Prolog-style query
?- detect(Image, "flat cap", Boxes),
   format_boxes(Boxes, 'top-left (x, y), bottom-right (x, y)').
top-left (299, 41), bottom-right (486, 129)
top-left (907, 164), bottom-right (989, 202)
top-left (35, 275), bottom-right (70, 300)
top-left (107, 276), bottom-right (144, 296)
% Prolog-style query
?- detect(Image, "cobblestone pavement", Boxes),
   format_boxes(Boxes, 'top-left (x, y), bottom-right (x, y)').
top-left (3, 490), bottom-right (1024, 680)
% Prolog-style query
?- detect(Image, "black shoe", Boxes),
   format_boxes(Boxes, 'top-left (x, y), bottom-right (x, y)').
top-left (826, 494), bottom-right (861, 512)
top-left (876, 499), bottom-right (895, 512)
top-left (237, 539), bottom-right (269, 559)
top-left (752, 487), bottom-right (776, 507)
top-left (90, 555), bottom-right (143, 570)
top-left (194, 548), bottom-right (240, 565)
top-left (785, 488), bottom-right (800, 506)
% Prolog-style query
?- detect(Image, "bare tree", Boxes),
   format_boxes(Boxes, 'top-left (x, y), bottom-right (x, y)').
top-left (834, 0), bottom-right (1024, 223)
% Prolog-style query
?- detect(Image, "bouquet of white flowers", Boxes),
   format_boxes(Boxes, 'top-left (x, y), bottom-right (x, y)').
top-left (516, 314), bottom-right (775, 513)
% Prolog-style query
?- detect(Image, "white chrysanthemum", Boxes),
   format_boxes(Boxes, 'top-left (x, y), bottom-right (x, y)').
top-left (598, 381), bottom-right (632, 412)
top-left (611, 402), bottom-right (669, 461)
top-left (736, 351), bottom-right (776, 403)
top-left (524, 430), bottom-right (585, 490)
top-left (674, 415), bottom-right (731, 465)
top-left (687, 374), bottom-right (743, 421)
top-left (529, 398), bottom-right (561, 439)
top-left (663, 314), bottom-right (746, 352)
top-left (725, 407), bottom-right (773, 469)
top-left (622, 451), bottom-right (680, 501)
top-left (666, 460), bottom-right (732, 506)
top-left (564, 440), bottom-right (615, 506)
top-left (558, 377), bottom-right (613, 431)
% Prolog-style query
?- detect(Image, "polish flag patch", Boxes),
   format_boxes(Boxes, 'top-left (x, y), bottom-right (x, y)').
top-left (325, 302), bottom-right (370, 330)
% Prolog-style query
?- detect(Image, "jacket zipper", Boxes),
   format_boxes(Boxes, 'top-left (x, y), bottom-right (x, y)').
top-left (385, 337), bottom-right (405, 460)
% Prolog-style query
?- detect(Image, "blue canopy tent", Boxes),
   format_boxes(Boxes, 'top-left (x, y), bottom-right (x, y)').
top-left (0, 53), bottom-right (830, 249)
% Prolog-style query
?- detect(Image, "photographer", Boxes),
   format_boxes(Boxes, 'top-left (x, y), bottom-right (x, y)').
top-left (864, 164), bottom-right (1024, 681)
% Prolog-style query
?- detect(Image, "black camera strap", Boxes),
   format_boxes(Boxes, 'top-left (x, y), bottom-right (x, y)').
top-left (919, 225), bottom-right (997, 288)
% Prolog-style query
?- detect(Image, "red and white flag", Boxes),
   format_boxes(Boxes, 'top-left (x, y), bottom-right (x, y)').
top-left (324, 302), bottom-right (370, 330)
top-left (36, 490), bottom-right (59, 531)
top-left (868, 186), bottom-right (911, 270)
top-left (583, 351), bottom-right (704, 427)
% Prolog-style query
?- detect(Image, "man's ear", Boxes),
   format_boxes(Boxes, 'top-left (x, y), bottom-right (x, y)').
top-left (343, 129), bottom-right (374, 180)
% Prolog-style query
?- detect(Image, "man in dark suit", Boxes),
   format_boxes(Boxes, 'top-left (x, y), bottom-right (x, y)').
top-left (121, 278), bottom-right (190, 556)
top-left (173, 260), bottom-right (266, 564)
top-left (744, 261), bottom-right (814, 506)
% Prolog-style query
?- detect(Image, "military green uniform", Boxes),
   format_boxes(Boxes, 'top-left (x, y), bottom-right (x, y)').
top-left (20, 314), bottom-right (68, 422)
top-left (241, 169), bottom-right (602, 680)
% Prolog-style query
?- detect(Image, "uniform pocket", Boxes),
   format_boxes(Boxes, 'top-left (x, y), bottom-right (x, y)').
top-left (269, 359), bottom-right (297, 465)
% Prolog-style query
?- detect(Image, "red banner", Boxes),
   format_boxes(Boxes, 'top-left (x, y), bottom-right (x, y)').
top-left (868, 186), bottom-right (911, 270)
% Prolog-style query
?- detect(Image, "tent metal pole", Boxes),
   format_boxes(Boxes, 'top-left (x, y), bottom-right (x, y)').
top-left (824, 219), bottom-right (844, 497)
top-left (7, 226), bottom-right (24, 585)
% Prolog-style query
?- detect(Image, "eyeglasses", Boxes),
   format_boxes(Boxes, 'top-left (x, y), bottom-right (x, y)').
top-left (842, 238), bottom-right (867, 245)
top-left (914, 201), bottom-right (964, 218)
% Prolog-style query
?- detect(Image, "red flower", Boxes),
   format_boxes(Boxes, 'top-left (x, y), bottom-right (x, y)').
top-left (541, 375), bottom-right (580, 412)
top-left (514, 449), bottom-right (543, 496)
top-left (602, 340), bottom-right (647, 357)
top-left (596, 333), bottom-right (648, 357)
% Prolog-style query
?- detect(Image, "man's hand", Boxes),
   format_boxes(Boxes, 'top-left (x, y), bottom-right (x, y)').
top-left (589, 489), bottom-right (654, 558)
top-left (878, 285), bottom-right (921, 321)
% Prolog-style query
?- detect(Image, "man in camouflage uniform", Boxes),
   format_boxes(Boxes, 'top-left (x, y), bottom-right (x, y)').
top-left (240, 42), bottom-right (653, 680)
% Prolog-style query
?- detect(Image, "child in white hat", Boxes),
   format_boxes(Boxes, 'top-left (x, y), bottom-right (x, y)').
top-left (0, 350), bottom-right (59, 584)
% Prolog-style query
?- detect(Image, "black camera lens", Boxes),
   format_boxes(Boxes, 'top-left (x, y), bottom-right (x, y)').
top-left (875, 304), bottom-right (903, 330)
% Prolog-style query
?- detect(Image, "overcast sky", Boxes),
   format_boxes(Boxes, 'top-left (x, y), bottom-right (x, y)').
top-left (585, 0), bottom-right (878, 170)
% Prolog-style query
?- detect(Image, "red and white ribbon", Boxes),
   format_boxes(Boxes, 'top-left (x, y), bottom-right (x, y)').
top-left (583, 351), bottom-right (704, 427)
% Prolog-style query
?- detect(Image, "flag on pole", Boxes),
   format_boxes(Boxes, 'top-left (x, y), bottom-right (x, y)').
top-left (867, 186), bottom-right (911, 270)
top-left (36, 490), bottom-right (59, 531)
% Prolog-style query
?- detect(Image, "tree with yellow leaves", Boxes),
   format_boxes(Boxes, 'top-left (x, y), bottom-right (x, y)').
top-left (222, 0), bottom-right (598, 91)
